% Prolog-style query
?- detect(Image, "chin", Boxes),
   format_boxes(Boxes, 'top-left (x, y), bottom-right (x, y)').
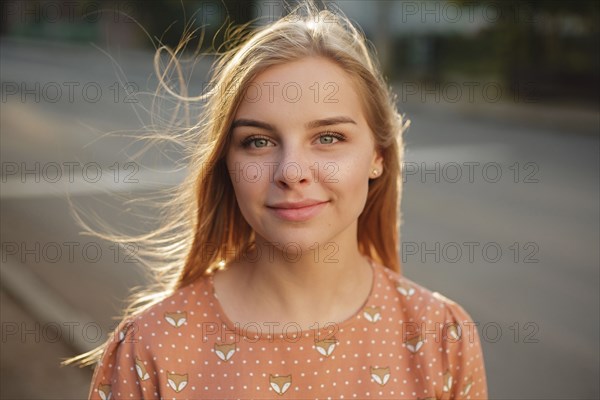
top-left (268, 232), bottom-right (326, 249)
top-left (255, 228), bottom-right (337, 255)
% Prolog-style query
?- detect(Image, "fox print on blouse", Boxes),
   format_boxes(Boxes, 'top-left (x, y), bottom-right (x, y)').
top-left (88, 259), bottom-right (488, 399)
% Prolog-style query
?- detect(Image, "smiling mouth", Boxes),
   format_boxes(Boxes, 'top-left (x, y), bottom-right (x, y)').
top-left (267, 201), bottom-right (329, 222)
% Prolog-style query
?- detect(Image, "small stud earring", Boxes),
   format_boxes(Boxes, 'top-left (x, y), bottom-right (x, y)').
top-left (372, 169), bottom-right (379, 177)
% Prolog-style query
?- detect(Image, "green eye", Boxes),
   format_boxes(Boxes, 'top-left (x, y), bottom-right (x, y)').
top-left (317, 132), bottom-right (345, 145)
top-left (254, 138), bottom-right (269, 147)
top-left (241, 136), bottom-right (273, 149)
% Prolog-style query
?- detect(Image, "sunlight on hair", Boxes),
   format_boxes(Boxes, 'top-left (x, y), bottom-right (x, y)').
top-left (61, 0), bottom-right (409, 369)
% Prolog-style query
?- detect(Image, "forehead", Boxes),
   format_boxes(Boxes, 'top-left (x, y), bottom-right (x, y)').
top-left (235, 57), bottom-right (366, 124)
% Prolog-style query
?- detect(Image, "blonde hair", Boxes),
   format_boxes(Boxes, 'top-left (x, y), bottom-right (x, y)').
top-left (63, 0), bottom-right (408, 368)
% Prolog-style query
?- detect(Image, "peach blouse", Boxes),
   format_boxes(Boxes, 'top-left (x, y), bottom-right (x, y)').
top-left (89, 259), bottom-right (488, 399)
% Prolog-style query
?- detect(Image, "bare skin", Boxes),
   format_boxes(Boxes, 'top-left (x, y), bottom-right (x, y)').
top-left (213, 56), bottom-right (383, 333)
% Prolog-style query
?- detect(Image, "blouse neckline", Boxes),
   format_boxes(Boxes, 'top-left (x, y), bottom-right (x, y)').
top-left (207, 256), bottom-right (378, 341)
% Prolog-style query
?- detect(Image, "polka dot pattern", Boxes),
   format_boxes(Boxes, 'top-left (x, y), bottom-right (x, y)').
top-left (88, 260), bottom-right (488, 399)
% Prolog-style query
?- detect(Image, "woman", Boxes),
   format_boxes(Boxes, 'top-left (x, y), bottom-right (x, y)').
top-left (68, 2), bottom-right (488, 399)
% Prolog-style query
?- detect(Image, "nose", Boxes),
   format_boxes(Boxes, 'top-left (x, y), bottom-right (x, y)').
top-left (272, 148), bottom-right (314, 190)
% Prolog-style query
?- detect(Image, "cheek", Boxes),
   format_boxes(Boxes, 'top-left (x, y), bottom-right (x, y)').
top-left (226, 172), bottom-right (257, 226)
top-left (227, 149), bottom-right (270, 182)
top-left (329, 171), bottom-right (370, 224)
top-left (226, 159), bottom-right (269, 205)
top-left (325, 157), bottom-right (371, 197)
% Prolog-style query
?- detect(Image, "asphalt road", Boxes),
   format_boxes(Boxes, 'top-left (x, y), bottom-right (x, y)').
top-left (1, 38), bottom-right (599, 399)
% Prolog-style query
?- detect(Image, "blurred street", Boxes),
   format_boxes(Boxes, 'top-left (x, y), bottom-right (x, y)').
top-left (1, 37), bottom-right (599, 400)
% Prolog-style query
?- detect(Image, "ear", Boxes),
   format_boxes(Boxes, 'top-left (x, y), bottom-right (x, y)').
top-left (369, 149), bottom-right (384, 179)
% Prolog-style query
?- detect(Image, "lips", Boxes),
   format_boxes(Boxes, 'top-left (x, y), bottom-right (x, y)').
top-left (268, 199), bottom-right (327, 209)
top-left (266, 200), bottom-right (329, 222)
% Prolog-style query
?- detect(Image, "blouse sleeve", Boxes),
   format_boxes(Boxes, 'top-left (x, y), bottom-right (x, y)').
top-left (437, 294), bottom-right (488, 400)
top-left (88, 318), bottom-right (159, 400)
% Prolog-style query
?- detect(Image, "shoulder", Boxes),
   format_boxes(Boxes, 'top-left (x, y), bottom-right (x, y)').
top-left (115, 276), bottom-right (215, 342)
top-left (372, 260), bottom-right (477, 327)
top-left (371, 264), bottom-right (489, 398)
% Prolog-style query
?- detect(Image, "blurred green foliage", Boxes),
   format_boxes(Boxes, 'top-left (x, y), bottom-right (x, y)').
top-left (388, 0), bottom-right (599, 103)
top-left (447, 0), bottom-right (599, 102)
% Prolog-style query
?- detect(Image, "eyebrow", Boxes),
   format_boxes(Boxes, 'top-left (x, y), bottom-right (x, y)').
top-left (231, 116), bottom-right (357, 132)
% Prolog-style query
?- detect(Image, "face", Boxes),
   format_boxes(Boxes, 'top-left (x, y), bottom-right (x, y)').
top-left (226, 57), bottom-right (383, 253)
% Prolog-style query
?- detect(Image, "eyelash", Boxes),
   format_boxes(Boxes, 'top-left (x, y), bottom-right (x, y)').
top-left (240, 131), bottom-right (346, 149)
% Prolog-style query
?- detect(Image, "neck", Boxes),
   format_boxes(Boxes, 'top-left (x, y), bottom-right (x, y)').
top-left (237, 235), bottom-right (374, 328)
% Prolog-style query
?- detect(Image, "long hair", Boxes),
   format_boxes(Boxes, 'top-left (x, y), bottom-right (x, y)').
top-left (63, 0), bottom-right (408, 368)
